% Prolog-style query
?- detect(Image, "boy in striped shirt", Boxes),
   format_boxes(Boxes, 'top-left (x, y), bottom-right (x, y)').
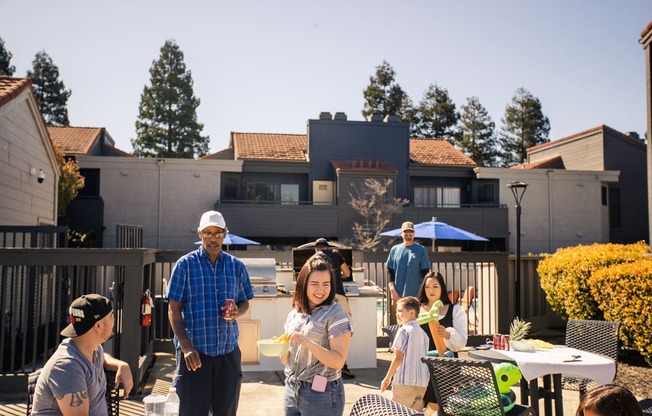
top-left (381, 296), bottom-right (430, 410)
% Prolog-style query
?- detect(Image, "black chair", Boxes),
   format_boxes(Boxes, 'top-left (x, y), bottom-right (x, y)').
top-left (349, 393), bottom-right (423, 416)
top-left (381, 324), bottom-right (400, 351)
top-left (639, 398), bottom-right (652, 416)
top-left (563, 319), bottom-right (620, 396)
top-left (26, 368), bottom-right (120, 416)
top-left (422, 356), bottom-right (533, 416)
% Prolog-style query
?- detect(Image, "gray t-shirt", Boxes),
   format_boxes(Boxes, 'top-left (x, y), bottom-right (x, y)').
top-left (31, 338), bottom-right (108, 416)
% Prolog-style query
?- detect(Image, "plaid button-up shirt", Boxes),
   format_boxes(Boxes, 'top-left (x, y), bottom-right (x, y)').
top-left (166, 247), bottom-right (254, 356)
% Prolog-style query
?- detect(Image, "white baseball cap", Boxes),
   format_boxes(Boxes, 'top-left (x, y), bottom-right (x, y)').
top-left (197, 210), bottom-right (227, 232)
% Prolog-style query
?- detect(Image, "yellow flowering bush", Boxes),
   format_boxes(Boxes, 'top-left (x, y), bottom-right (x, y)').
top-left (537, 242), bottom-right (649, 320)
top-left (589, 260), bottom-right (652, 365)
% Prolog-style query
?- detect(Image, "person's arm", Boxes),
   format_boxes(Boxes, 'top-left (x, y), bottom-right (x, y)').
top-left (168, 299), bottom-right (202, 371)
top-left (103, 353), bottom-right (133, 398)
top-left (55, 390), bottom-right (90, 416)
top-left (444, 305), bottom-right (469, 352)
top-left (288, 331), bottom-right (351, 370)
top-left (381, 348), bottom-right (404, 392)
top-left (387, 268), bottom-right (400, 301)
top-left (340, 263), bottom-right (351, 279)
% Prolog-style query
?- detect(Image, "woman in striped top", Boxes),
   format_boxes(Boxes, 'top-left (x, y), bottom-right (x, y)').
top-left (280, 254), bottom-right (353, 416)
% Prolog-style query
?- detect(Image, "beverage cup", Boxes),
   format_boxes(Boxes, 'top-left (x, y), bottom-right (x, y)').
top-left (502, 335), bottom-right (510, 350)
top-left (493, 334), bottom-right (501, 350)
top-left (143, 393), bottom-right (166, 416)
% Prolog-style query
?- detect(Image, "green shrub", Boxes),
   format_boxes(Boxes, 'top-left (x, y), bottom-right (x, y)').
top-left (589, 260), bottom-right (652, 365)
top-left (537, 242), bottom-right (649, 321)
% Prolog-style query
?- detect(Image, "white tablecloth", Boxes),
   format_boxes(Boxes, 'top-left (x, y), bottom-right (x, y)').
top-left (495, 346), bottom-right (616, 385)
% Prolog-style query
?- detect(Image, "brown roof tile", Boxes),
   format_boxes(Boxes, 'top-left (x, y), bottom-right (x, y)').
top-left (232, 132), bottom-right (308, 161)
top-left (0, 77), bottom-right (32, 108)
top-left (47, 126), bottom-right (103, 155)
top-left (331, 160), bottom-right (397, 174)
top-left (409, 137), bottom-right (476, 166)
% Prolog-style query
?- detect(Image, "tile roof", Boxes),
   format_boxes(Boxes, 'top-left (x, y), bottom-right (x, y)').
top-left (0, 77), bottom-right (32, 108)
top-left (511, 155), bottom-right (565, 170)
top-left (232, 132), bottom-right (308, 161)
top-left (47, 126), bottom-right (103, 155)
top-left (331, 160), bottom-right (397, 174)
top-left (409, 138), bottom-right (476, 166)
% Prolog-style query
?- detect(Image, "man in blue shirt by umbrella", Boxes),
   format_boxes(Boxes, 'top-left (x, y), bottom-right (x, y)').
top-left (386, 221), bottom-right (431, 302)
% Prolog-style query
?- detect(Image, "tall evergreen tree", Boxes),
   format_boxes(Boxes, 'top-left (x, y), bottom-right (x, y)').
top-left (132, 39), bottom-right (209, 158)
top-left (499, 88), bottom-right (550, 166)
top-left (0, 37), bottom-right (16, 76)
top-left (27, 51), bottom-right (71, 126)
top-left (458, 96), bottom-right (498, 167)
top-left (362, 60), bottom-right (417, 130)
top-left (415, 83), bottom-right (459, 140)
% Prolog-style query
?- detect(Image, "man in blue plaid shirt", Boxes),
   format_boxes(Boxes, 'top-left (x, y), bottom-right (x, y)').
top-left (166, 210), bottom-right (254, 416)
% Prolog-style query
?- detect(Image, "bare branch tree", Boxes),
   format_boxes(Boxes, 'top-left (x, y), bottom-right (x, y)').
top-left (348, 178), bottom-right (408, 251)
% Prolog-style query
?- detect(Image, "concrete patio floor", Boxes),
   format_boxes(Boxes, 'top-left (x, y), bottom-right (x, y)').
top-left (0, 348), bottom-right (590, 415)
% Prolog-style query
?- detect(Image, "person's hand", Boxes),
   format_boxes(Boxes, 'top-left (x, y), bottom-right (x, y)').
top-left (223, 303), bottom-right (238, 322)
top-left (183, 347), bottom-right (202, 371)
top-left (380, 376), bottom-right (391, 392)
top-left (114, 363), bottom-right (134, 399)
top-left (390, 288), bottom-right (400, 302)
top-left (436, 324), bottom-right (451, 340)
top-left (289, 332), bottom-right (310, 348)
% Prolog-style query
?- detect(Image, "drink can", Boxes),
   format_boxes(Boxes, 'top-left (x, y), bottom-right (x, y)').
top-left (493, 334), bottom-right (501, 350)
top-left (502, 335), bottom-right (510, 350)
top-left (222, 299), bottom-right (235, 316)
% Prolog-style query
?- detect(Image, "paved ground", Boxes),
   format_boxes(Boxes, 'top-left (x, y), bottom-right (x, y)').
top-left (1, 348), bottom-right (584, 415)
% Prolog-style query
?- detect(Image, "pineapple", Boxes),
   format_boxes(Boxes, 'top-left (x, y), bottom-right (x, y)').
top-left (509, 317), bottom-right (532, 341)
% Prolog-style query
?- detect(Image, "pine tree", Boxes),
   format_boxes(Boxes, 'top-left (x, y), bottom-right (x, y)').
top-left (415, 83), bottom-right (459, 140)
top-left (27, 51), bottom-right (71, 126)
top-left (0, 36), bottom-right (16, 76)
top-left (499, 88), bottom-right (550, 166)
top-left (458, 96), bottom-right (498, 167)
top-left (132, 39), bottom-right (209, 158)
top-left (362, 60), bottom-right (417, 130)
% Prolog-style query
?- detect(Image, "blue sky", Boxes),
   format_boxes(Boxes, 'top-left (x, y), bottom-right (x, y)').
top-left (2, 1), bottom-right (651, 154)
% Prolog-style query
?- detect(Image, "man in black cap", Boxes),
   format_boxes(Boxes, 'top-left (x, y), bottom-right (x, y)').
top-left (31, 294), bottom-right (133, 415)
top-left (314, 237), bottom-right (356, 379)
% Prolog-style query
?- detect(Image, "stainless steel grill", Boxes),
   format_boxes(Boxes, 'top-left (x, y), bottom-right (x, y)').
top-left (242, 258), bottom-right (278, 298)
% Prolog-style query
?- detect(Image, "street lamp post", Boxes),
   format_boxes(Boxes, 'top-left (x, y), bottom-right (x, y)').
top-left (507, 181), bottom-right (528, 318)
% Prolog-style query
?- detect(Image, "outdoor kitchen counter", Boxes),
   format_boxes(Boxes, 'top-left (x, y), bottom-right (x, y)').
top-left (239, 292), bottom-right (381, 372)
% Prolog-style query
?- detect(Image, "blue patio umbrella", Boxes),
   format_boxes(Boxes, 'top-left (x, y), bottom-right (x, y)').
top-left (380, 217), bottom-right (488, 251)
top-left (195, 232), bottom-right (261, 246)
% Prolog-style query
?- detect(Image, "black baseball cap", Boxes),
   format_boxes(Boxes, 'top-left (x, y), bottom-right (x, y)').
top-left (60, 294), bottom-right (113, 338)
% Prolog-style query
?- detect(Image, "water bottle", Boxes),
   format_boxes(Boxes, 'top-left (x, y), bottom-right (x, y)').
top-left (164, 387), bottom-right (180, 416)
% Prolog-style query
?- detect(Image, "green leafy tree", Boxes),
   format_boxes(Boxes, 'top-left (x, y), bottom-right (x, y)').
top-left (415, 83), bottom-right (459, 140)
top-left (27, 51), bottom-right (71, 126)
top-left (132, 39), bottom-right (209, 158)
top-left (362, 60), bottom-right (417, 130)
top-left (458, 96), bottom-right (498, 167)
top-left (348, 178), bottom-right (408, 251)
top-left (0, 36), bottom-right (16, 76)
top-left (499, 88), bottom-right (550, 166)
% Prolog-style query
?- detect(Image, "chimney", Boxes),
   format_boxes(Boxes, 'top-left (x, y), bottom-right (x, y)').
top-left (625, 131), bottom-right (640, 140)
top-left (332, 112), bottom-right (347, 121)
top-left (368, 114), bottom-right (383, 122)
top-left (319, 112), bottom-right (332, 120)
top-left (384, 115), bottom-right (400, 123)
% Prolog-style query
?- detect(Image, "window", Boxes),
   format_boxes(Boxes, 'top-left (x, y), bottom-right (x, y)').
top-left (609, 187), bottom-right (621, 228)
top-left (222, 174), bottom-right (240, 200)
top-left (414, 187), bottom-right (460, 207)
top-left (477, 183), bottom-right (496, 204)
top-left (246, 182), bottom-right (299, 204)
top-left (601, 186), bottom-right (608, 206)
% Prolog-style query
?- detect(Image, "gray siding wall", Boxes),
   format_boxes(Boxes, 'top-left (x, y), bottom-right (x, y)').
top-left (529, 133), bottom-right (604, 170)
top-left (307, 118), bottom-right (411, 198)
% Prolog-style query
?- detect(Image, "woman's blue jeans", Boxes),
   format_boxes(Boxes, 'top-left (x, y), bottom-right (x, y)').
top-left (283, 377), bottom-right (345, 416)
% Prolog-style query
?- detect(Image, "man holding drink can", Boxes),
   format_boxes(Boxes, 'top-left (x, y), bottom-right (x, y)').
top-left (166, 210), bottom-right (254, 416)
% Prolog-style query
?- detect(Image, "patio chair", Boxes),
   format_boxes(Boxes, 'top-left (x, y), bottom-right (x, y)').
top-left (638, 398), bottom-right (652, 416)
top-left (422, 356), bottom-right (533, 416)
top-left (26, 368), bottom-right (120, 416)
top-left (381, 324), bottom-right (400, 351)
top-left (349, 393), bottom-right (423, 415)
top-left (563, 319), bottom-right (620, 396)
